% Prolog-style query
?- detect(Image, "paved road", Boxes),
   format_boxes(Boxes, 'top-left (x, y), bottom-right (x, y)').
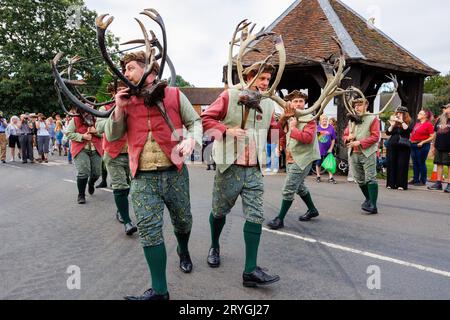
top-left (1, 154), bottom-right (450, 300)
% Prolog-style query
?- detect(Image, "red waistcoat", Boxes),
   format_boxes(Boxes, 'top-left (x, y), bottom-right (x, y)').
top-left (126, 87), bottom-right (184, 177)
top-left (71, 117), bottom-right (104, 158)
top-left (103, 104), bottom-right (128, 159)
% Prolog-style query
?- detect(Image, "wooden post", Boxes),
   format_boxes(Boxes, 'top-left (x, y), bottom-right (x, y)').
top-left (405, 76), bottom-right (424, 121)
top-left (365, 81), bottom-right (383, 113)
top-left (307, 84), bottom-right (321, 111)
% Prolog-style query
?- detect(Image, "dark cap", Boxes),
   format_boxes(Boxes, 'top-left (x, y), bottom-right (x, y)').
top-left (284, 90), bottom-right (308, 102)
top-left (352, 98), bottom-right (368, 106)
top-left (243, 62), bottom-right (275, 78)
top-left (395, 106), bottom-right (409, 113)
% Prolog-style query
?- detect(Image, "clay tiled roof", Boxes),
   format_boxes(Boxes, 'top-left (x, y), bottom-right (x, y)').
top-left (241, 0), bottom-right (438, 75)
top-left (180, 87), bottom-right (224, 105)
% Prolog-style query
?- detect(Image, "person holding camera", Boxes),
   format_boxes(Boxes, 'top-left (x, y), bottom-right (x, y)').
top-left (35, 114), bottom-right (50, 163)
top-left (385, 106), bottom-right (413, 191)
top-left (18, 114), bottom-right (35, 163)
top-left (28, 114), bottom-right (39, 154)
top-left (0, 111), bottom-right (8, 163)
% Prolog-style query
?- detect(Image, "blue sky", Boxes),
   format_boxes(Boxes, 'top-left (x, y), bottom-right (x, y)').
top-left (84, 0), bottom-right (450, 87)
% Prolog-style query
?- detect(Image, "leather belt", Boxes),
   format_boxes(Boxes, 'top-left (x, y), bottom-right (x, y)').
top-left (136, 165), bottom-right (177, 175)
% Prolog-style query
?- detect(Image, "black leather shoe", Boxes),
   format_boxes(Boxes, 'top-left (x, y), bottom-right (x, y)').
top-left (77, 194), bottom-right (86, 204)
top-left (88, 181), bottom-right (95, 195)
top-left (364, 204), bottom-right (378, 215)
top-left (125, 223), bottom-right (138, 236)
top-left (207, 247), bottom-right (220, 268)
top-left (178, 251), bottom-right (193, 274)
top-left (299, 209), bottom-right (319, 222)
top-left (361, 199), bottom-right (371, 212)
top-left (96, 180), bottom-right (107, 189)
top-left (243, 267), bottom-right (280, 287)
top-left (124, 288), bottom-right (169, 301)
top-left (267, 218), bottom-right (284, 230)
top-left (116, 211), bottom-right (124, 224)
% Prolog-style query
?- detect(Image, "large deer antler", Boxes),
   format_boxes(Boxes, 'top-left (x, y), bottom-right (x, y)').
top-left (343, 74), bottom-right (398, 147)
top-left (122, 29), bottom-right (177, 87)
top-left (227, 20), bottom-right (277, 90)
top-left (275, 37), bottom-right (350, 123)
top-left (51, 53), bottom-right (116, 118)
top-left (227, 20), bottom-right (287, 128)
top-left (96, 12), bottom-right (157, 94)
top-left (296, 38), bottom-right (349, 121)
top-left (53, 8), bottom-right (178, 119)
top-left (226, 21), bottom-right (350, 126)
top-left (227, 19), bottom-right (251, 87)
top-left (346, 74), bottom-right (399, 118)
top-left (62, 56), bottom-right (117, 108)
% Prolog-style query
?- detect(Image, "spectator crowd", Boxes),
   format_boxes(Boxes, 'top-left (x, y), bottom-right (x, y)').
top-left (1, 103), bottom-right (449, 195)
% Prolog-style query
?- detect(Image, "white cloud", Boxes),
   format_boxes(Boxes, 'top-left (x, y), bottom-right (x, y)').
top-left (84, 0), bottom-right (450, 87)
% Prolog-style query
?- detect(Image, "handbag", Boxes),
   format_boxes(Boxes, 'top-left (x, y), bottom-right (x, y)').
top-left (397, 136), bottom-right (411, 148)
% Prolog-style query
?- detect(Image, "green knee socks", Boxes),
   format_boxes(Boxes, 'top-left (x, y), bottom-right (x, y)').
top-left (277, 200), bottom-right (293, 221)
top-left (143, 244), bottom-right (167, 295)
top-left (367, 183), bottom-right (379, 207)
top-left (210, 213), bottom-right (226, 249)
top-left (359, 184), bottom-right (370, 200)
top-left (175, 231), bottom-right (191, 254)
top-left (113, 189), bottom-right (131, 224)
top-left (77, 178), bottom-right (88, 196)
top-left (300, 192), bottom-right (318, 212)
top-left (244, 221), bottom-right (262, 274)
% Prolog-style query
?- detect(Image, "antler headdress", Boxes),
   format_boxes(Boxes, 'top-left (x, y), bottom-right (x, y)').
top-left (51, 9), bottom-right (177, 118)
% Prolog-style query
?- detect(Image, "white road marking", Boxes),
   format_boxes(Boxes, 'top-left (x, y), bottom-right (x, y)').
top-left (264, 228), bottom-right (318, 243)
top-left (263, 227), bottom-right (450, 278)
top-left (61, 177), bottom-right (450, 278)
top-left (63, 179), bottom-right (113, 193)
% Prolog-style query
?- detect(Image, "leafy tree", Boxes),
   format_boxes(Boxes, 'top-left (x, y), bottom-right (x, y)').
top-left (169, 75), bottom-right (195, 88)
top-left (424, 73), bottom-right (450, 115)
top-left (424, 73), bottom-right (449, 93)
top-left (0, 0), bottom-right (118, 117)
